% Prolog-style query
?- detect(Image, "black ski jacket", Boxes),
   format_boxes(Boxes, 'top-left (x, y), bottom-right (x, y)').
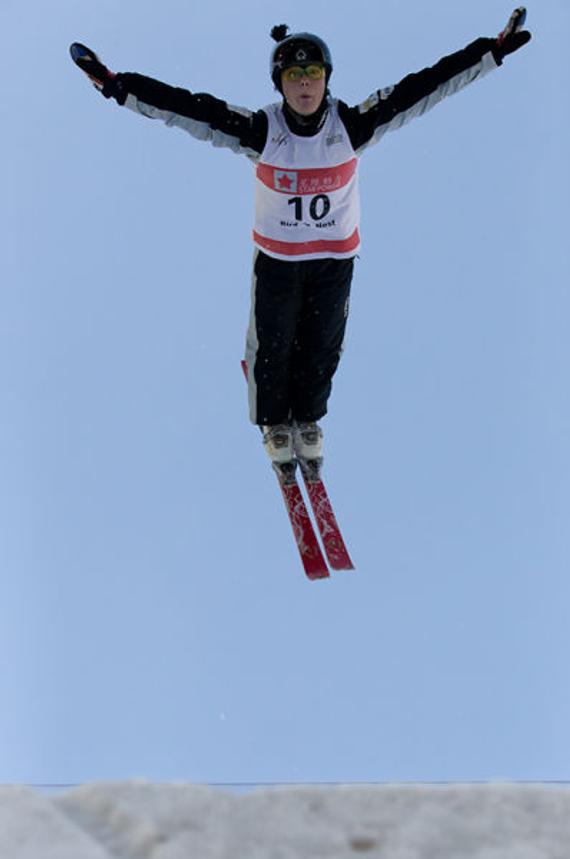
top-left (108, 37), bottom-right (501, 159)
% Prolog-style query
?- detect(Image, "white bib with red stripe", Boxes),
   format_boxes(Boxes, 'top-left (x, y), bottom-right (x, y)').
top-left (253, 100), bottom-right (360, 261)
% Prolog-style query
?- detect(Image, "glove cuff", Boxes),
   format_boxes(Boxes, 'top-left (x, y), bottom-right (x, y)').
top-left (102, 74), bottom-right (128, 106)
top-left (493, 29), bottom-right (531, 62)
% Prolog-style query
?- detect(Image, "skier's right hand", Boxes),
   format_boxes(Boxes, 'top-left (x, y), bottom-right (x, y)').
top-left (494, 8), bottom-right (531, 61)
top-left (69, 43), bottom-right (125, 101)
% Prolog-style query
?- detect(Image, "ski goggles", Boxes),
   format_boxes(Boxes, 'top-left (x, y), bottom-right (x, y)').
top-left (281, 64), bottom-right (326, 82)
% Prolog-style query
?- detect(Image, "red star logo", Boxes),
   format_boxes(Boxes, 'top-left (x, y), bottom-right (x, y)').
top-left (277, 172), bottom-right (294, 190)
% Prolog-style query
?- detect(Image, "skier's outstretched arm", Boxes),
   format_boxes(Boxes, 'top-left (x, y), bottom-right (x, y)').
top-left (339, 8), bottom-right (532, 154)
top-left (69, 43), bottom-right (268, 161)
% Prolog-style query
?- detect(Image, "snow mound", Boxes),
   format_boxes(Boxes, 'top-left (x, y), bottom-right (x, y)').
top-left (0, 782), bottom-right (569, 858)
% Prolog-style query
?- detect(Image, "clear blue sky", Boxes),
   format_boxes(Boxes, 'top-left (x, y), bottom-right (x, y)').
top-left (1, 0), bottom-right (568, 785)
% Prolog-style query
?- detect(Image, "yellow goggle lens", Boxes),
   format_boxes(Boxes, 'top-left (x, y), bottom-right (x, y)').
top-left (282, 64), bottom-right (325, 82)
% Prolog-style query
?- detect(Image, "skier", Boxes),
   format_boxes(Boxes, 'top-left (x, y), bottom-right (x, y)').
top-left (70, 10), bottom-right (531, 466)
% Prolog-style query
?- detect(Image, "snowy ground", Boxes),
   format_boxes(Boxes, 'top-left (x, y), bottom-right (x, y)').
top-left (1, 782), bottom-right (569, 858)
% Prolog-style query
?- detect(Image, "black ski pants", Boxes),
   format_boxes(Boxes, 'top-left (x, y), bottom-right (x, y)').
top-left (245, 250), bottom-right (354, 426)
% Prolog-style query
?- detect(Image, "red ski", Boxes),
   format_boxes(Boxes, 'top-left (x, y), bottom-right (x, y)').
top-left (299, 459), bottom-right (354, 571)
top-left (273, 461), bottom-right (330, 580)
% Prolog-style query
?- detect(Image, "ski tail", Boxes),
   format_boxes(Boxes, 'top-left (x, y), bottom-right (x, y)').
top-left (299, 459), bottom-right (354, 571)
top-left (274, 462), bottom-right (330, 580)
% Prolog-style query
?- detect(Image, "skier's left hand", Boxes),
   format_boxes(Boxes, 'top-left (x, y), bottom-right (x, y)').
top-left (70, 43), bottom-right (112, 88)
top-left (494, 7), bottom-right (531, 61)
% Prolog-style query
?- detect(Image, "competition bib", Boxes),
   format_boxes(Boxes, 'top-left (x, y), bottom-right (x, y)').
top-left (253, 100), bottom-right (360, 261)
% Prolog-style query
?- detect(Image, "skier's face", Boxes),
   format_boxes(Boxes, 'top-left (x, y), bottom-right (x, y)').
top-left (281, 65), bottom-right (327, 115)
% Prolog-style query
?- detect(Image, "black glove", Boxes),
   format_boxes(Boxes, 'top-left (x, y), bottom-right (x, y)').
top-left (493, 8), bottom-right (532, 62)
top-left (69, 43), bottom-right (127, 104)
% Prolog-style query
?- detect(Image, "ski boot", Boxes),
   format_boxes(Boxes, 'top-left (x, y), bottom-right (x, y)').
top-left (262, 423), bottom-right (294, 464)
top-left (293, 421), bottom-right (323, 460)
top-left (262, 423), bottom-right (298, 486)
